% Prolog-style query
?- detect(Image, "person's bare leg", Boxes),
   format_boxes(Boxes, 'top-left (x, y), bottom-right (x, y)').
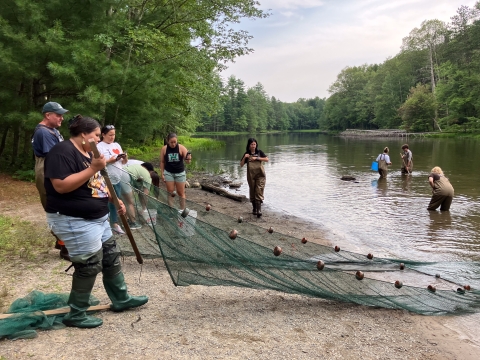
top-left (166, 181), bottom-right (175, 207)
top-left (176, 181), bottom-right (186, 210)
top-left (122, 191), bottom-right (137, 222)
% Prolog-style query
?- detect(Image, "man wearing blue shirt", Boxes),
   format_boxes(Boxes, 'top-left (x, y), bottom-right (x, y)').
top-left (32, 102), bottom-right (69, 259)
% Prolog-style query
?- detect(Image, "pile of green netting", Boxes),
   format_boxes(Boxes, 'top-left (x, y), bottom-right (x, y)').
top-left (0, 291), bottom-right (100, 340)
top-left (2, 167), bottom-right (480, 340)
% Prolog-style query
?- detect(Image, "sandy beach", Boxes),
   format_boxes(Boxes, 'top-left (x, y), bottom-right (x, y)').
top-left (1, 173), bottom-right (479, 359)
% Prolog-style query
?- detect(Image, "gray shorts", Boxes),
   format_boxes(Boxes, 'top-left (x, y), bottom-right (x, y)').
top-left (164, 170), bottom-right (186, 183)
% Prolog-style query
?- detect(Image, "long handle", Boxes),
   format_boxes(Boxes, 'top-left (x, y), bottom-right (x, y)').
top-left (88, 139), bottom-right (144, 264)
top-left (0, 305), bottom-right (111, 319)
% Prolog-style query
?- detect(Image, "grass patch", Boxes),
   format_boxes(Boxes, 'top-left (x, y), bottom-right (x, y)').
top-left (124, 136), bottom-right (225, 163)
top-left (0, 215), bottom-right (52, 261)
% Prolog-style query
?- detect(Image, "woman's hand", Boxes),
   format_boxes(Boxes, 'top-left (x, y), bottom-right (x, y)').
top-left (244, 154), bottom-right (250, 159)
top-left (161, 173), bottom-right (166, 182)
top-left (117, 199), bottom-right (126, 216)
top-left (109, 155), bottom-right (118, 163)
top-left (91, 155), bottom-right (106, 172)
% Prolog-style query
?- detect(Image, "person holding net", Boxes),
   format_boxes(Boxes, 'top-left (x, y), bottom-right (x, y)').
top-left (160, 133), bottom-right (192, 209)
top-left (400, 144), bottom-right (413, 175)
top-left (44, 115), bottom-right (148, 328)
top-left (427, 166), bottom-right (454, 211)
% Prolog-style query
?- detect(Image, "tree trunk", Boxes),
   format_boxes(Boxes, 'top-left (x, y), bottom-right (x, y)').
top-left (10, 124), bottom-right (20, 165)
top-left (0, 125), bottom-right (10, 157)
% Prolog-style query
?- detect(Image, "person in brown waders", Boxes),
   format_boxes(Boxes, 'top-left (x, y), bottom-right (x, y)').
top-left (400, 144), bottom-right (413, 174)
top-left (240, 138), bottom-right (269, 217)
top-left (427, 166), bottom-right (454, 211)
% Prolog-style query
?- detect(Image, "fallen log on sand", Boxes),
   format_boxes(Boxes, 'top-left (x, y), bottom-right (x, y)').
top-left (200, 182), bottom-right (247, 202)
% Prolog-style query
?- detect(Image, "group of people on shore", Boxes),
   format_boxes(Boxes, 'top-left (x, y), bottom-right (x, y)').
top-left (31, 102), bottom-right (192, 329)
top-left (374, 144), bottom-right (454, 211)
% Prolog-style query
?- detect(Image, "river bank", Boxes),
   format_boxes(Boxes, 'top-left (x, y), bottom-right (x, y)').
top-left (1, 174), bottom-right (479, 359)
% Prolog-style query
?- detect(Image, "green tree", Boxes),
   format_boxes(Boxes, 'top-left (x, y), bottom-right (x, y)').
top-left (398, 84), bottom-right (436, 132)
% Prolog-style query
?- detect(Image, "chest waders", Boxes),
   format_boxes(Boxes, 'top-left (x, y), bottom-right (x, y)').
top-left (247, 159), bottom-right (266, 217)
top-left (427, 176), bottom-right (454, 211)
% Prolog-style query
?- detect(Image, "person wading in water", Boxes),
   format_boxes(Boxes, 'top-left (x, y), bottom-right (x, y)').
top-left (240, 138), bottom-right (269, 218)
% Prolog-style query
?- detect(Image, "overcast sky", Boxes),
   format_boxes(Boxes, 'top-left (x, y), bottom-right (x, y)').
top-left (221, 0), bottom-right (475, 102)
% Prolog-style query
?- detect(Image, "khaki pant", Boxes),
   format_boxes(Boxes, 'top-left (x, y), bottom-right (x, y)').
top-left (35, 156), bottom-right (47, 210)
top-left (247, 160), bottom-right (266, 202)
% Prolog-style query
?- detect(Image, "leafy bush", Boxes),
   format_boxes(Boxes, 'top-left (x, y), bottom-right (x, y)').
top-left (12, 170), bottom-right (35, 182)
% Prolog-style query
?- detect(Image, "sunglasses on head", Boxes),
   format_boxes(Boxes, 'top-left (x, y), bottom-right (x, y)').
top-left (106, 125), bottom-right (115, 130)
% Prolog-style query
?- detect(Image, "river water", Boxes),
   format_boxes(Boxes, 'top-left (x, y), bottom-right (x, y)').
top-left (192, 133), bottom-right (480, 286)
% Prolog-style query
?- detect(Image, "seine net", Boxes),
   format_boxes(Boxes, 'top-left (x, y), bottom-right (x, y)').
top-left (2, 167), bottom-right (480, 340)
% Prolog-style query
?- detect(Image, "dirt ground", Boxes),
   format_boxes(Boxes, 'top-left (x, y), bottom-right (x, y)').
top-left (1, 173), bottom-right (480, 359)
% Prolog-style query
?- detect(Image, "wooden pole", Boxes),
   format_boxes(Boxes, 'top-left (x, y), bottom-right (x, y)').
top-left (0, 304), bottom-right (111, 320)
top-left (88, 139), bottom-right (144, 264)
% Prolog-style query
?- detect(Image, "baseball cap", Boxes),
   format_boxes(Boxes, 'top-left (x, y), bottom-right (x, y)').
top-left (42, 102), bottom-right (69, 114)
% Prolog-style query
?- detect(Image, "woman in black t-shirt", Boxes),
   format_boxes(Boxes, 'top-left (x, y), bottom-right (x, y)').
top-left (240, 138), bottom-right (269, 217)
top-left (45, 115), bottom-right (148, 329)
top-left (160, 133), bottom-right (192, 209)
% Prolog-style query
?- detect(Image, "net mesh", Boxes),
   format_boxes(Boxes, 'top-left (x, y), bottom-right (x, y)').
top-left (116, 170), bottom-right (480, 316)
top-left (2, 168), bottom-right (480, 340)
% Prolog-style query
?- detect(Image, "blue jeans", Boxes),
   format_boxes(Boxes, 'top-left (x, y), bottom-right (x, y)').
top-left (46, 213), bottom-right (112, 257)
top-left (109, 182), bottom-right (130, 225)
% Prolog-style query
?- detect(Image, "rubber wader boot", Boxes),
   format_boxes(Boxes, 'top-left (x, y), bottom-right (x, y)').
top-left (63, 276), bottom-right (103, 328)
top-left (103, 272), bottom-right (148, 312)
top-left (256, 201), bottom-right (262, 218)
top-left (252, 201), bottom-right (257, 215)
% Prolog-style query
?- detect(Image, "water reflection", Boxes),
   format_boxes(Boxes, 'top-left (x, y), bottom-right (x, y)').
top-left (192, 133), bottom-right (480, 283)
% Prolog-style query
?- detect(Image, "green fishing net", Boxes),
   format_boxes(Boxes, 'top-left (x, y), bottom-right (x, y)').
top-left (2, 167), bottom-right (480, 340)
top-left (115, 170), bottom-right (480, 316)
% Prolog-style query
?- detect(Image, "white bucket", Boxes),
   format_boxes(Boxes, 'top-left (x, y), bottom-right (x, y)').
top-left (141, 209), bottom-right (157, 226)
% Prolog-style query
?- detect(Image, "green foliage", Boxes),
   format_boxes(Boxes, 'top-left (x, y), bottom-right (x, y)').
top-left (0, 0), bottom-right (267, 164)
top-left (12, 169), bottom-right (35, 182)
top-left (398, 84), bottom-right (436, 132)
top-left (0, 215), bottom-right (52, 260)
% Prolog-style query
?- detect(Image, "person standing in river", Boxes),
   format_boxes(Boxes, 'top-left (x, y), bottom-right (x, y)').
top-left (376, 147), bottom-right (392, 178)
top-left (400, 144), bottom-right (413, 174)
top-left (240, 138), bottom-right (269, 217)
top-left (427, 166), bottom-right (454, 211)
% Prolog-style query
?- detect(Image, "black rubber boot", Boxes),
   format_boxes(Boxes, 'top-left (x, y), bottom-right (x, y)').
top-left (256, 201), bottom-right (262, 218)
top-left (103, 272), bottom-right (148, 312)
top-left (252, 201), bottom-right (257, 215)
top-left (63, 275), bottom-right (103, 328)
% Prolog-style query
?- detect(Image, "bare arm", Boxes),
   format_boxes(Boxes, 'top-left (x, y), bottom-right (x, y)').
top-left (51, 155), bottom-right (106, 194)
top-left (179, 144), bottom-right (191, 164)
top-left (160, 146), bottom-right (166, 182)
top-left (240, 154), bottom-right (249, 167)
top-left (428, 177), bottom-right (435, 189)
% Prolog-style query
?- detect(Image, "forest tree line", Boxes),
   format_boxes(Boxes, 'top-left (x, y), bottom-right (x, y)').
top-left (1, 2), bottom-right (480, 169)
top-left (0, 0), bottom-right (267, 167)
top-left (201, 2), bottom-right (480, 134)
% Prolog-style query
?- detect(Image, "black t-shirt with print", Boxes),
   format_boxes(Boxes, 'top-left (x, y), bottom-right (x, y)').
top-left (241, 149), bottom-right (266, 163)
top-left (44, 140), bottom-right (109, 219)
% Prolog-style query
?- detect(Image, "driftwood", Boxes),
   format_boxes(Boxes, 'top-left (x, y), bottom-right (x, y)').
top-left (200, 182), bottom-right (247, 202)
top-left (341, 176), bottom-right (356, 181)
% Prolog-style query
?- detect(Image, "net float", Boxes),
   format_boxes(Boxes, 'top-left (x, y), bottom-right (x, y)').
top-left (273, 246), bottom-right (282, 256)
top-left (427, 284), bottom-right (436, 292)
top-left (399, 263), bottom-right (405, 270)
top-left (229, 229), bottom-right (238, 239)
top-left (394, 280), bottom-right (403, 289)
top-left (367, 253), bottom-right (373, 260)
top-left (316, 260), bottom-right (325, 270)
top-left (301, 237), bottom-right (308, 244)
top-left (457, 287), bottom-right (465, 294)
top-left (334, 246), bottom-right (340, 252)
top-left (237, 216), bottom-right (243, 223)
top-left (170, 190), bottom-right (177, 198)
top-left (181, 208), bottom-right (190, 218)
top-left (435, 273), bottom-right (441, 278)
top-left (206, 204), bottom-right (211, 211)
top-left (267, 227), bottom-right (274, 234)
top-left (464, 285), bottom-right (471, 291)
top-left (355, 271), bottom-right (364, 280)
